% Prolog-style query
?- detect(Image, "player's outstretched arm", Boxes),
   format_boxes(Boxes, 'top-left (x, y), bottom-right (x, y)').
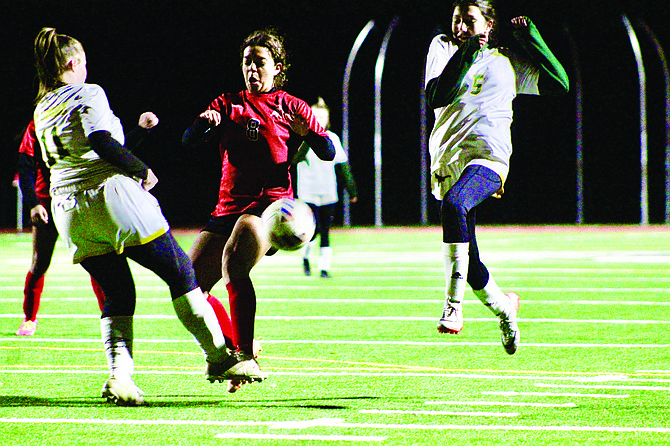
top-left (511, 16), bottom-right (569, 95)
top-left (182, 110), bottom-right (221, 148)
top-left (126, 112), bottom-right (160, 151)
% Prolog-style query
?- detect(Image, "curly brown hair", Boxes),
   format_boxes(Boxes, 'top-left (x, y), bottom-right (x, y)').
top-left (240, 27), bottom-right (290, 89)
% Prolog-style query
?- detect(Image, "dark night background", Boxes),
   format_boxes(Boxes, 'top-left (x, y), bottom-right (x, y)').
top-left (1, 0), bottom-right (669, 229)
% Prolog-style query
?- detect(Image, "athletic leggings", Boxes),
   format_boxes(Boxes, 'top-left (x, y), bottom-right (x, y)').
top-left (440, 165), bottom-right (502, 291)
top-left (307, 203), bottom-right (335, 247)
top-left (80, 231), bottom-right (197, 317)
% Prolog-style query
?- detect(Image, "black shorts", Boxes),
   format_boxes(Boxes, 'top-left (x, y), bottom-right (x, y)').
top-left (202, 205), bottom-right (278, 256)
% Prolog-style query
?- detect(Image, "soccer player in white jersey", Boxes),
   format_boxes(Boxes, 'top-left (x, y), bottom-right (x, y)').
top-left (32, 27), bottom-right (243, 406)
top-left (425, 0), bottom-right (569, 354)
top-left (295, 97), bottom-right (357, 278)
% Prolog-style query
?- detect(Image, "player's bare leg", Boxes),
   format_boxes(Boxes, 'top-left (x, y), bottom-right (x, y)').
top-left (221, 215), bottom-right (270, 384)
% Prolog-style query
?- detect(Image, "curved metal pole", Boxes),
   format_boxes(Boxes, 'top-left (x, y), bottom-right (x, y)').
top-left (13, 177), bottom-right (23, 232)
top-left (419, 64), bottom-right (429, 226)
top-left (622, 15), bottom-right (648, 225)
top-left (638, 20), bottom-right (670, 224)
top-left (374, 16), bottom-right (399, 227)
top-left (342, 20), bottom-right (375, 227)
top-left (564, 27), bottom-right (584, 224)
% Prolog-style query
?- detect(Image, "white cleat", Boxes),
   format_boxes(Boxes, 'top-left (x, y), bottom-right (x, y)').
top-left (437, 301), bottom-right (463, 334)
top-left (500, 292), bottom-right (520, 355)
top-left (224, 352), bottom-right (269, 383)
top-left (101, 376), bottom-right (145, 406)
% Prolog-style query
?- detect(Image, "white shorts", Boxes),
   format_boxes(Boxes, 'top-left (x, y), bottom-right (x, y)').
top-left (52, 174), bottom-right (169, 263)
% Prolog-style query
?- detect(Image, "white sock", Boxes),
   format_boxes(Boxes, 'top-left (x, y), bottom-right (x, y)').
top-left (443, 242), bottom-right (469, 305)
top-left (302, 240), bottom-right (315, 260)
top-left (318, 246), bottom-right (332, 272)
top-left (472, 275), bottom-right (513, 319)
top-left (172, 288), bottom-right (227, 362)
top-left (100, 316), bottom-right (135, 381)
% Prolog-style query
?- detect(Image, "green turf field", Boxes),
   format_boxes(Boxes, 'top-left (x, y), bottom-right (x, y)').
top-left (1, 226), bottom-right (669, 445)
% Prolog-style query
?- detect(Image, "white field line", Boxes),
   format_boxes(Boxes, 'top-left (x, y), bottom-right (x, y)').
top-left (2, 266), bottom-right (670, 277)
top-left (2, 337), bottom-right (669, 349)
top-left (214, 433), bottom-right (387, 442)
top-left (3, 284), bottom-right (670, 293)
top-left (359, 409), bottom-right (519, 417)
top-left (2, 297), bottom-right (670, 307)
top-left (483, 391), bottom-right (630, 399)
top-left (0, 369), bottom-right (653, 383)
top-left (1, 313), bottom-right (669, 325)
top-left (424, 400), bottom-right (577, 408)
top-left (536, 383), bottom-right (670, 392)
top-left (2, 417), bottom-right (669, 433)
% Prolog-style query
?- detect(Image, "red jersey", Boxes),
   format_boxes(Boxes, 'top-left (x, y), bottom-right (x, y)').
top-left (206, 90), bottom-right (327, 216)
top-left (18, 120), bottom-right (50, 200)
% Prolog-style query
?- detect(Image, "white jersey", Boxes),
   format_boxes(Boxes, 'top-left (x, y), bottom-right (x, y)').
top-left (425, 35), bottom-right (539, 199)
top-left (34, 83), bottom-right (169, 263)
top-left (297, 131), bottom-right (348, 206)
top-left (34, 83), bottom-right (126, 195)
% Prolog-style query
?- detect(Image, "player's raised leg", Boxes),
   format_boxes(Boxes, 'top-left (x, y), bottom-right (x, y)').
top-left (473, 275), bottom-right (520, 354)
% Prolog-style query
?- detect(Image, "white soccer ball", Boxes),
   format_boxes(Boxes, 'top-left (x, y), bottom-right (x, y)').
top-left (261, 198), bottom-right (316, 251)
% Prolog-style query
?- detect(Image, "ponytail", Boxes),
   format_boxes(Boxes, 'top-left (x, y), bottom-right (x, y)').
top-left (34, 27), bottom-right (83, 103)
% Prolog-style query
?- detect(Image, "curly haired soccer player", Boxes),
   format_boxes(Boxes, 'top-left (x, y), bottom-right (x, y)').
top-left (32, 27), bottom-right (239, 406)
top-left (425, 0), bottom-right (569, 354)
top-left (183, 27), bottom-right (335, 389)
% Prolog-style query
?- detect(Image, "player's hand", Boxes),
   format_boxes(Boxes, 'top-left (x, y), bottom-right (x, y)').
top-left (350, 196), bottom-right (358, 204)
top-left (142, 168), bottom-right (158, 191)
top-left (30, 204), bottom-right (49, 225)
top-left (510, 16), bottom-right (530, 29)
top-left (199, 110), bottom-right (222, 127)
top-left (138, 112), bottom-right (159, 129)
top-left (286, 113), bottom-right (310, 136)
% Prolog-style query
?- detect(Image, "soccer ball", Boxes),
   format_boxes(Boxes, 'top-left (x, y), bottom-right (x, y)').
top-left (261, 198), bottom-right (316, 251)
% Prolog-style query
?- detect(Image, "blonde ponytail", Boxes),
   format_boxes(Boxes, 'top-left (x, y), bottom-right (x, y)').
top-left (34, 27), bottom-right (83, 103)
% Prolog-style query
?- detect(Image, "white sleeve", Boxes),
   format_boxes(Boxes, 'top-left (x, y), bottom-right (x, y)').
top-left (327, 132), bottom-right (348, 164)
top-left (508, 51), bottom-right (540, 95)
top-left (80, 85), bottom-right (116, 136)
top-left (425, 35), bottom-right (456, 87)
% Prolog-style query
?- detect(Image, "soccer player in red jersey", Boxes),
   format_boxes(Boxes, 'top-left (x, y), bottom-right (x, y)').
top-left (183, 28), bottom-right (335, 387)
top-left (15, 120), bottom-right (106, 336)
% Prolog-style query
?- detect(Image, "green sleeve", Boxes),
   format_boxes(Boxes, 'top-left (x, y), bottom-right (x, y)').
top-left (512, 20), bottom-right (569, 95)
top-left (335, 162), bottom-right (357, 198)
top-left (426, 35), bottom-right (481, 109)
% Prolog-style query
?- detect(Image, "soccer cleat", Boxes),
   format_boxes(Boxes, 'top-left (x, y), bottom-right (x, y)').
top-left (226, 341), bottom-right (263, 393)
top-left (320, 270), bottom-right (330, 279)
top-left (206, 354), bottom-right (242, 383)
top-left (500, 292), bottom-right (521, 355)
top-left (437, 301), bottom-right (463, 334)
top-left (101, 377), bottom-right (145, 406)
top-left (220, 351), bottom-right (268, 383)
top-left (16, 319), bottom-right (38, 336)
top-left (303, 259), bottom-right (311, 276)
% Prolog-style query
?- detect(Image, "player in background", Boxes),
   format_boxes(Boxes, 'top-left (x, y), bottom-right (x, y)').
top-left (425, 0), bottom-right (569, 354)
top-left (182, 27), bottom-right (335, 388)
top-left (33, 27), bottom-right (239, 406)
top-left (294, 97), bottom-right (357, 278)
top-left (15, 115), bottom-right (157, 336)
